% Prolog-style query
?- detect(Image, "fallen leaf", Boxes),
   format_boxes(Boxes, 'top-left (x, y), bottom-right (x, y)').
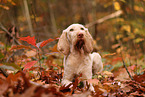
top-left (103, 71), bottom-right (113, 76)
top-left (25, 50), bottom-right (36, 57)
top-left (14, 85), bottom-right (37, 97)
top-left (133, 72), bottom-right (145, 83)
top-left (23, 61), bottom-right (37, 70)
top-left (0, 74), bottom-right (8, 95)
top-left (7, 72), bottom-right (22, 85)
top-left (87, 79), bottom-right (99, 85)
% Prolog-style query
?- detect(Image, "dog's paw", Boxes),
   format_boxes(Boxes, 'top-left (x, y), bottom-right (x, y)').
top-left (89, 85), bottom-right (95, 92)
top-left (62, 79), bottom-right (73, 88)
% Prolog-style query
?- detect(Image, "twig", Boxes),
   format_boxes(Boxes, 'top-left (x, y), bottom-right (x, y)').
top-left (85, 10), bottom-right (123, 28)
top-left (0, 68), bottom-right (8, 77)
top-left (6, 53), bottom-right (14, 62)
top-left (119, 39), bottom-right (134, 80)
top-left (121, 54), bottom-right (134, 80)
top-left (0, 23), bottom-right (22, 45)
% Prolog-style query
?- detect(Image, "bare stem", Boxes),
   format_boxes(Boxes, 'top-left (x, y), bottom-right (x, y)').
top-left (119, 40), bottom-right (134, 80)
top-left (121, 54), bottom-right (134, 80)
top-left (37, 49), bottom-right (42, 79)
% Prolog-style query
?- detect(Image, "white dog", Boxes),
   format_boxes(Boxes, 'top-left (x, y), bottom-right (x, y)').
top-left (57, 24), bottom-right (103, 91)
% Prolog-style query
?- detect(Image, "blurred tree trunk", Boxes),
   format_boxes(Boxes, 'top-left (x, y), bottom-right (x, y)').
top-left (92, 0), bottom-right (97, 39)
top-left (48, 0), bottom-right (57, 35)
top-left (13, 6), bottom-right (18, 27)
top-left (7, 6), bottom-right (18, 27)
top-left (79, 0), bottom-right (89, 24)
top-left (23, 0), bottom-right (34, 36)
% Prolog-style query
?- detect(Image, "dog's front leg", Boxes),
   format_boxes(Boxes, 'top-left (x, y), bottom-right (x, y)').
top-left (61, 65), bottom-right (74, 87)
top-left (81, 66), bottom-right (95, 92)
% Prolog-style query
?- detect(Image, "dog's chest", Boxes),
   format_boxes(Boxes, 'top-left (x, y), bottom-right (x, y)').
top-left (66, 54), bottom-right (92, 73)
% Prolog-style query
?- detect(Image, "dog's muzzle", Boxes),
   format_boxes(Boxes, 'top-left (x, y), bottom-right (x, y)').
top-left (75, 38), bottom-right (85, 50)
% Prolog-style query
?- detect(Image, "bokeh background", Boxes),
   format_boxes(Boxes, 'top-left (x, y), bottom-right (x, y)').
top-left (0, 0), bottom-right (145, 73)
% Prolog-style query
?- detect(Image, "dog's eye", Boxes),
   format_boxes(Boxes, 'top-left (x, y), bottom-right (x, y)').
top-left (80, 28), bottom-right (84, 30)
top-left (70, 29), bottom-right (74, 31)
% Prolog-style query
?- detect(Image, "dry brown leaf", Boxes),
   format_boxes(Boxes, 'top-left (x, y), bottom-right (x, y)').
top-left (87, 79), bottom-right (99, 85)
top-left (25, 50), bottom-right (36, 57)
top-left (0, 74), bottom-right (8, 95)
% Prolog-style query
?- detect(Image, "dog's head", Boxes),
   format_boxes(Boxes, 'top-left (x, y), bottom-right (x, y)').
top-left (57, 24), bottom-right (93, 55)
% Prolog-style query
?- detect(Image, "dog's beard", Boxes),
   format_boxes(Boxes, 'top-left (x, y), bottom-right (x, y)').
top-left (75, 39), bottom-right (85, 50)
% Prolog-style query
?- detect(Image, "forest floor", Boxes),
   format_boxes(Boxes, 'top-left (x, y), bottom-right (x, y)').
top-left (0, 36), bottom-right (145, 97)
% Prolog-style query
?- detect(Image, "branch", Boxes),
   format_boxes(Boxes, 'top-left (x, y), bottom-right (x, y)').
top-left (0, 23), bottom-right (22, 45)
top-left (85, 10), bottom-right (123, 28)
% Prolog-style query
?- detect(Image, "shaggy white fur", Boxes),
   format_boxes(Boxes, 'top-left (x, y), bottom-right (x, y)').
top-left (57, 24), bottom-right (103, 91)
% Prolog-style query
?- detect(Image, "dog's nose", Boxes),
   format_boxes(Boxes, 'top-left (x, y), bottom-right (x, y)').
top-left (78, 33), bottom-right (83, 38)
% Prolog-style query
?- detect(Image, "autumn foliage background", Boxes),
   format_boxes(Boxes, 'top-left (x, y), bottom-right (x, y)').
top-left (0, 0), bottom-right (145, 97)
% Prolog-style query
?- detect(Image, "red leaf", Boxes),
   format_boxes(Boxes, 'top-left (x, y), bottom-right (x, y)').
top-left (39, 38), bottom-right (55, 48)
top-left (10, 45), bottom-right (33, 50)
top-left (23, 61), bottom-right (37, 70)
top-left (19, 36), bottom-right (36, 47)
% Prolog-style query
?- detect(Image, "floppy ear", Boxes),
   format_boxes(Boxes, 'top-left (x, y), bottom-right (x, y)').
top-left (57, 30), bottom-right (70, 55)
top-left (84, 29), bottom-right (94, 53)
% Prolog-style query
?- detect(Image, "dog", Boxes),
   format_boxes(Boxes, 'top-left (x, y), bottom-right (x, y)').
top-left (57, 24), bottom-right (103, 91)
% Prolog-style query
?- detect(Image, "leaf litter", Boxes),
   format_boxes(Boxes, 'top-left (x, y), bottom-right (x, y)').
top-left (0, 36), bottom-right (145, 97)
top-left (1, 69), bottom-right (145, 97)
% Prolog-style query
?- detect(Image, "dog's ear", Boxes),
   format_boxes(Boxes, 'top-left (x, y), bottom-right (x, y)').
top-left (57, 30), bottom-right (70, 55)
top-left (84, 29), bottom-right (94, 53)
